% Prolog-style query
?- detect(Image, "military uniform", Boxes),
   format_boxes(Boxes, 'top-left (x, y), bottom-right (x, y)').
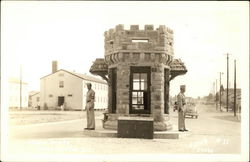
top-left (86, 88), bottom-right (95, 129)
top-left (177, 89), bottom-right (186, 131)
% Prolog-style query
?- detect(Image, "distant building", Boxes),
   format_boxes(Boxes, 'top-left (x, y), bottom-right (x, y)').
top-left (29, 91), bottom-right (40, 109)
top-left (8, 78), bottom-right (29, 109)
top-left (40, 61), bottom-right (108, 110)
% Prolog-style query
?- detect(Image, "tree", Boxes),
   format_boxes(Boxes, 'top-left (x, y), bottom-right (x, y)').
top-left (207, 93), bottom-right (214, 101)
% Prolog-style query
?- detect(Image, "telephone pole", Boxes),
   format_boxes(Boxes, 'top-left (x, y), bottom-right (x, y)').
top-left (20, 65), bottom-right (22, 110)
top-left (224, 53), bottom-right (231, 112)
top-left (219, 72), bottom-right (223, 112)
top-left (233, 60), bottom-right (236, 117)
top-left (216, 79), bottom-right (218, 110)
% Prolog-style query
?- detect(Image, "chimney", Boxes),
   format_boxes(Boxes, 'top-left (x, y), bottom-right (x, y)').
top-left (52, 61), bottom-right (58, 73)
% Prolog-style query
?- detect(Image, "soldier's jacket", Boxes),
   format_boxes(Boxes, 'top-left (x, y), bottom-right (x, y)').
top-left (177, 92), bottom-right (186, 112)
top-left (86, 89), bottom-right (95, 109)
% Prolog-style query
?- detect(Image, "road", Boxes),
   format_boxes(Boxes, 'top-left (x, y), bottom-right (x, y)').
top-left (5, 104), bottom-right (243, 161)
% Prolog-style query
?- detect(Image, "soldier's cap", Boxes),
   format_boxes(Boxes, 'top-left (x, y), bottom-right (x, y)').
top-left (86, 82), bottom-right (92, 86)
top-left (180, 85), bottom-right (186, 89)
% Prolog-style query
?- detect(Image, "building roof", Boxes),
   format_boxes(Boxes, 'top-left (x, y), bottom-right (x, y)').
top-left (169, 59), bottom-right (187, 80)
top-left (29, 91), bottom-right (40, 97)
top-left (40, 69), bottom-right (107, 84)
top-left (170, 59), bottom-right (187, 71)
top-left (8, 78), bottom-right (28, 84)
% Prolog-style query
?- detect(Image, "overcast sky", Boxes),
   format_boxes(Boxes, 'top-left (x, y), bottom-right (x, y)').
top-left (2, 1), bottom-right (249, 98)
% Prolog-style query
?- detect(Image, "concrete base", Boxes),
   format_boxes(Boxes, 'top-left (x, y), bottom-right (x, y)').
top-left (103, 113), bottom-right (173, 131)
top-left (82, 129), bottom-right (190, 139)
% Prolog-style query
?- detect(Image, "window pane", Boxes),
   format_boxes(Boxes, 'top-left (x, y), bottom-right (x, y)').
top-left (132, 105), bottom-right (144, 110)
top-left (132, 105), bottom-right (139, 109)
top-left (132, 92), bottom-right (137, 97)
top-left (141, 82), bottom-right (144, 90)
top-left (141, 82), bottom-right (147, 90)
top-left (139, 105), bottom-right (144, 109)
top-left (133, 82), bottom-right (140, 90)
top-left (138, 97), bottom-right (143, 104)
top-left (138, 92), bottom-right (143, 97)
top-left (141, 73), bottom-right (147, 82)
top-left (132, 97), bottom-right (137, 104)
top-left (133, 73), bottom-right (140, 81)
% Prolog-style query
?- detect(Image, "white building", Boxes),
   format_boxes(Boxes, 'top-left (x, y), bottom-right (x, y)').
top-left (8, 78), bottom-right (29, 109)
top-left (40, 68), bottom-right (108, 111)
top-left (29, 91), bottom-right (40, 109)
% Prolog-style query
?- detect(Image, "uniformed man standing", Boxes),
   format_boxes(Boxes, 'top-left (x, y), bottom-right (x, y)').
top-left (85, 83), bottom-right (95, 130)
top-left (177, 85), bottom-right (188, 132)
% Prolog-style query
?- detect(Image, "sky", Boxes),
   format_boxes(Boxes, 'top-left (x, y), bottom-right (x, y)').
top-left (2, 1), bottom-right (249, 98)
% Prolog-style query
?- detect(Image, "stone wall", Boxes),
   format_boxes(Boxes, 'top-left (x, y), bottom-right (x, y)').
top-left (104, 24), bottom-right (174, 66)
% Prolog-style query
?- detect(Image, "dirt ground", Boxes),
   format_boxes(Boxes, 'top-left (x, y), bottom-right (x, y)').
top-left (5, 105), bottom-right (247, 162)
top-left (8, 110), bottom-right (104, 125)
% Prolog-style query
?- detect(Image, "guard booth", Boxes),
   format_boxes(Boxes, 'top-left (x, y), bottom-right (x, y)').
top-left (90, 24), bottom-right (187, 132)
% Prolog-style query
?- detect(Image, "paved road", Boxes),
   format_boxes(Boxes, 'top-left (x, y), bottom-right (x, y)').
top-left (5, 104), bottom-right (243, 161)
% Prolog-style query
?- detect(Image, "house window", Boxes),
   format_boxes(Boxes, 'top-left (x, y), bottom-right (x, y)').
top-left (36, 97), bottom-right (40, 102)
top-left (68, 94), bottom-right (73, 97)
top-left (59, 81), bottom-right (64, 88)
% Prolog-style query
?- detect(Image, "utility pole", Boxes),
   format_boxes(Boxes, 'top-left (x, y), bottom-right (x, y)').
top-left (219, 72), bottom-right (223, 112)
top-left (20, 65), bottom-right (22, 110)
top-left (234, 60), bottom-right (236, 117)
top-left (213, 81), bottom-right (215, 97)
top-left (213, 81), bottom-right (215, 106)
top-left (216, 79), bottom-right (218, 110)
top-left (224, 53), bottom-right (231, 112)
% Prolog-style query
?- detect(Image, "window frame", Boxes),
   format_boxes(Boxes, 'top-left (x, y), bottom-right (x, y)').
top-left (59, 81), bottom-right (64, 88)
top-left (129, 66), bottom-right (151, 114)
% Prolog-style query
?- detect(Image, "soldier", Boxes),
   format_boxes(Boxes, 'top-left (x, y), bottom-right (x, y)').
top-left (177, 85), bottom-right (188, 132)
top-left (84, 83), bottom-right (95, 130)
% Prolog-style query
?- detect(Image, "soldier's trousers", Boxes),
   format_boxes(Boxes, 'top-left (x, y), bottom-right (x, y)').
top-left (178, 110), bottom-right (186, 130)
top-left (86, 104), bottom-right (95, 129)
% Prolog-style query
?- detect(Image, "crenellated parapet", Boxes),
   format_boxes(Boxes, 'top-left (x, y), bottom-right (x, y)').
top-left (104, 24), bottom-right (174, 66)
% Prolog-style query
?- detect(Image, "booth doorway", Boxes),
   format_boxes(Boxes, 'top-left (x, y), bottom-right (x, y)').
top-left (130, 66), bottom-right (151, 114)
